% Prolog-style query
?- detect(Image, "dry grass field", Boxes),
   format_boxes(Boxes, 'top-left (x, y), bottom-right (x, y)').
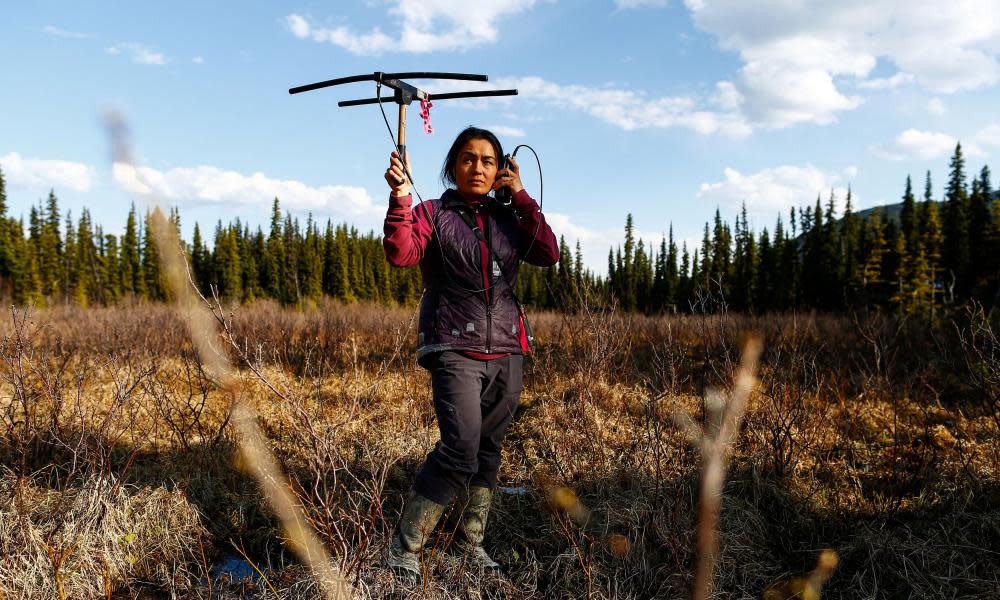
top-left (0, 298), bottom-right (998, 599)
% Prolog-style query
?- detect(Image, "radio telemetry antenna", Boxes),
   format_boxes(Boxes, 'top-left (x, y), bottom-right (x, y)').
top-left (289, 71), bottom-right (518, 157)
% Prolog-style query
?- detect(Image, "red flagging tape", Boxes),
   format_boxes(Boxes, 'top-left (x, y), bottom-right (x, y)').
top-left (420, 95), bottom-right (433, 134)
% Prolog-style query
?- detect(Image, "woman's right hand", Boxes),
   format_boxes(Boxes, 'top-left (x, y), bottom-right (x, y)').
top-left (385, 150), bottom-right (411, 197)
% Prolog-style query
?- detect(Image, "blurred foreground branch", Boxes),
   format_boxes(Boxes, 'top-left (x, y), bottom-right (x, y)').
top-left (674, 335), bottom-right (761, 600)
top-left (103, 109), bottom-right (353, 600)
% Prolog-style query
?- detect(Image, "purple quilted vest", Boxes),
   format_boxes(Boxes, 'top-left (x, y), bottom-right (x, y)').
top-left (416, 190), bottom-right (523, 362)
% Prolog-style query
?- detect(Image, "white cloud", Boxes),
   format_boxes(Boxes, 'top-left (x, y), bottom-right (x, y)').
top-left (872, 129), bottom-right (979, 161)
top-left (284, 15), bottom-right (393, 55)
top-left (487, 125), bottom-right (526, 138)
top-left (927, 98), bottom-right (947, 115)
top-left (844, 165), bottom-right (859, 178)
top-left (857, 72), bottom-right (915, 90)
top-left (287, 14), bottom-right (311, 39)
top-left (684, 0), bottom-right (1000, 128)
top-left (42, 25), bottom-right (90, 39)
top-left (976, 124), bottom-right (1000, 147)
top-left (713, 80), bottom-right (742, 110)
top-left (615, 0), bottom-right (668, 8)
top-left (732, 56), bottom-right (863, 128)
top-left (697, 164), bottom-right (850, 215)
top-left (284, 1), bottom-right (537, 55)
top-left (192, 56), bottom-right (205, 64)
top-left (105, 43), bottom-right (167, 65)
top-left (475, 76), bottom-right (751, 138)
top-left (111, 163), bottom-right (380, 221)
top-left (0, 153), bottom-right (97, 192)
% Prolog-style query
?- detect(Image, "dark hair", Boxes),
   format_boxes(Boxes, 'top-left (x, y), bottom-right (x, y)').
top-left (440, 126), bottom-right (504, 187)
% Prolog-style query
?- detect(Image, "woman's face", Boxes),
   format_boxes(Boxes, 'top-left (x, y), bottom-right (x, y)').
top-left (453, 138), bottom-right (498, 197)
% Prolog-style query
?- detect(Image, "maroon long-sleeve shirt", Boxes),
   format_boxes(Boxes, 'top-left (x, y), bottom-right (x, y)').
top-left (383, 189), bottom-right (558, 268)
top-left (383, 188), bottom-right (559, 359)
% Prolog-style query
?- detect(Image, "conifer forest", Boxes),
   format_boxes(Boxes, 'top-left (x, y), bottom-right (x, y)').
top-left (2, 143), bottom-right (997, 316)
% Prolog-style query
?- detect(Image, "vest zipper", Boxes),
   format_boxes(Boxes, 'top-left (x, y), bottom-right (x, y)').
top-left (486, 305), bottom-right (492, 353)
top-left (482, 208), bottom-right (492, 353)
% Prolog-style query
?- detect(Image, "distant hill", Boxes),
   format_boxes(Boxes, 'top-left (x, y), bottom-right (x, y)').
top-left (852, 190), bottom-right (998, 225)
top-left (854, 202), bottom-right (907, 224)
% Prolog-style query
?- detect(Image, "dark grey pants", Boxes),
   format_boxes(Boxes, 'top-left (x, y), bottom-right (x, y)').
top-left (413, 351), bottom-right (523, 505)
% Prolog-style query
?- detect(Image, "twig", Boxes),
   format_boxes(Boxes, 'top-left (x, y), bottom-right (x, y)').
top-left (674, 334), bottom-right (762, 600)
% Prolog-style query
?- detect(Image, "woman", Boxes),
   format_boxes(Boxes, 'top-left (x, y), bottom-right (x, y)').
top-left (381, 127), bottom-right (559, 584)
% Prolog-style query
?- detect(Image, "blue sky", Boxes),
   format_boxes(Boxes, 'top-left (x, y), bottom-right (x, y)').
top-left (3, 1), bottom-right (999, 273)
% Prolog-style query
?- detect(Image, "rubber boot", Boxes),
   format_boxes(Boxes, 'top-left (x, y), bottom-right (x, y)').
top-left (452, 486), bottom-right (501, 570)
top-left (385, 491), bottom-right (446, 585)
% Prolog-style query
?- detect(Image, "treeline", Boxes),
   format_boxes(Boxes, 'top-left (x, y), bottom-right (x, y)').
top-left (587, 143), bottom-right (1000, 315)
top-left (0, 143), bottom-right (997, 315)
top-left (0, 174), bottom-right (423, 307)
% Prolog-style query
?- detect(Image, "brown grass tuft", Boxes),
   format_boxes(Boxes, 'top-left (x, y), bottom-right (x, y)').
top-left (0, 471), bottom-right (207, 599)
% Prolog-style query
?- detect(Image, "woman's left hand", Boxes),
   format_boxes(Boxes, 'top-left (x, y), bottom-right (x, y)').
top-left (493, 156), bottom-right (524, 195)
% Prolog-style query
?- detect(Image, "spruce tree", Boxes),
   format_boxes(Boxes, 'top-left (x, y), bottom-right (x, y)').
top-left (574, 240), bottom-right (585, 299)
top-left (985, 196), bottom-right (1000, 304)
top-left (11, 218), bottom-right (42, 305)
top-left (731, 203), bottom-right (756, 311)
top-left (120, 204), bottom-right (145, 298)
top-left (622, 214), bottom-right (636, 311)
top-left (142, 209), bottom-right (165, 301)
top-left (841, 188), bottom-right (862, 308)
top-left (0, 167), bottom-right (10, 289)
top-left (690, 248), bottom-right (701, 304)
top-left (63, 211), bottom-right (77, 303)
top-left (666, 227), bottom-right (678, 311)
top-left (917, 171), bottom-right (934, 239)
top-left (710, 209), bottom-right (731, 294)
top-left (40, 191), bottom-right (64, 299)
top-left (102, 232), bottom-right (122, 304)
top-left (800, 198), bottom-right (822, 307)
top-left (900, 176), bottom-right (917, 249)
top-left (861, 210), bottom-right (889, 305)
top-left (756, 228), bottom-right (773, 312)
top-left (72, 210), bottom-right (98, 306)
top-left (349, 226), bottom-right (368, 302)
top-left (263, 198), bottom-right (285, 301)
top-left (942, 143), bottom-right (970, 300)
top-left (895, 178), bottom-right (919, 313)
top-left (555, 235), bottom-right (573, 308)
top-left (284, 214), bottom-right (302, 303)
top-left (910, 245), bottom-right (935, 317)
top-left (820, 190), bottom-right (841, 309)
top-left (301, 215), bottom-right (323, 302)
top-left (213, 223), bottom-right (241, 301)
top-left (240, 223), bottom-right (258, 301)
top-left (635, 239), bottom-right (654, 313)
top-left (679, 242), bottom-right (691, 309)
top-left (322, 221), bottom-right (337, 297)
top-left (190, 222), bottom-right (209, 295)
top-left (606, 248), bottom-right (616, 299)
top-left (882, 219), bottom-right (903, 307)
top-left (335, 224), bottom-right (353, 301)
top-left (653, 237), bottom-right (667, 312)
top-left (699, 223), bottom-right (712, 290)
top-left (968, 167), bottom-right (992, 300)
top-left (778, 215), bottom-right (800, 310)
top-left (518, 263), bottom-right (541, 307)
